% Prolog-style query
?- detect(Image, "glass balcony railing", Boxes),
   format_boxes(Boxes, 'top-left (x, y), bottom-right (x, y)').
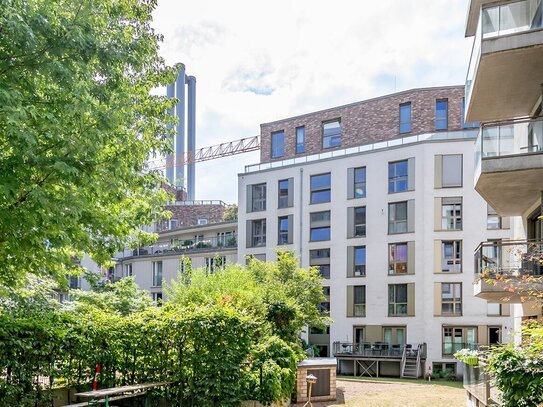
top-left (474, 240), bottom-right (543, 276)
top-left (127, 235), bottom-right (237, 258)
top-left (474, 117), bottom-right (543, 179)
top-left (466, 0), bottom-right (543, 108)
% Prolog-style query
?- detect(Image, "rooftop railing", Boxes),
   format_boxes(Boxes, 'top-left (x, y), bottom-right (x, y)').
top-left (125, 235), bottom-right (237, 258)
top-left (165, 200), bottom-right (227, 206)
top-left (245, 130), bottom-right (478, 173)
top-left (474, 240), bottom-right (543, 276)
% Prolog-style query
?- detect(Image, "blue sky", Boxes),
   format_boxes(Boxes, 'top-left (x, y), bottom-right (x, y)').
top-left (152, 0), bottom-right (473, 204)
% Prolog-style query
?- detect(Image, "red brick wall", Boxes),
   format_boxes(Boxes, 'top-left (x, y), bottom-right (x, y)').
top-left (165, 204), bottom-right (225, 228)
top-left (260, 86), bottom-right (465, 163)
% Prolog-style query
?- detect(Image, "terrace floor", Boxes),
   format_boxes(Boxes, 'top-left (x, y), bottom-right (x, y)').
top-left (306, 377), bottom-right (465, 407)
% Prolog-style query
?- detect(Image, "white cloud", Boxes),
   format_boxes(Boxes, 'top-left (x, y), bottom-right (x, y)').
top-left (152, 0), bottom-right (473, 203)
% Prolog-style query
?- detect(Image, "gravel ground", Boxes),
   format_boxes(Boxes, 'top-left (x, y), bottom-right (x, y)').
top-left (303, 379), bottom-right (466, 407)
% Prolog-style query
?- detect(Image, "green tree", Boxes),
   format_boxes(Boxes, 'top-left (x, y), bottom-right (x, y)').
top-left (0, 0), bottom-right (176, 287)
top-left (223, 204), bottom-right (238, 221)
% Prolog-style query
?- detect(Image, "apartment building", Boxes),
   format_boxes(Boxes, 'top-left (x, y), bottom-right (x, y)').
top-left (114, 219), bottom-right (237, 301)
top-left (464, 0), bottom-right (543, 333)
top-left (238, 86), bottom-right (514, 377)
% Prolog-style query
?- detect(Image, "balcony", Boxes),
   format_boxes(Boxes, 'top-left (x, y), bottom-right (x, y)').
top-left (127, 235), bottom-right (237, 259)
top-left (465, 0), bottom-right (543, 122)
top-left (474, 117), bottom-right (543, 215)
top-left (474, 240), bottom-right (543, 302)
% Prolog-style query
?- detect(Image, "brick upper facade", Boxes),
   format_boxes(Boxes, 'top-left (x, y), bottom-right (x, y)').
top-left (259, 86), bottom-right (465, 163)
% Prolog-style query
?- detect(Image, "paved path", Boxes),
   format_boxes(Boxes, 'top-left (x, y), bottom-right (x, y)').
top-left (305, 379), bottom-right (465, 407)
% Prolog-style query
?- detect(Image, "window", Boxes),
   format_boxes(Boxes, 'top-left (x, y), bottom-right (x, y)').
top-left (124, 264), bottom-right (133, 277)
top-left (179, 256), bottom-right (192, 274)
top-left (197, 218), bottom-right (208, 225)
top-left (347, 285), bottom-right (366, 317)
top-left (389, 160), bottom-right (408, 193)
top-left (249, 183), bottom-right (266, 212)
top-left (388, 284), bottom-right (408, 316)
top-left (278, 215), bottom-right (293, 245)
top-left (205, 256), bottom-right (226, 273)
top-left (246, 253), bottom-right (266, 264)
top-left (347, 167), bottom-right (367, 199)
top-left (319, 287), bottom-right (330, 315)
top-left (441, 198), bottom-right (462, 230)
top-left (322, 119), bottom-right (341, 148)
top-left (399, 103), bottom-right (412, 133)
top-left (432, 363), bottom-right (456, 376)
top-left (441, 241), bottom-right (462, 273)
top-left (389, 243), bottom-right (408, 275)
top-left (435, 154), bottom-right (463, 188)
top-left (69, 276), bottom-right (80, 289)
top-left (152, 261), bottom-right (163, 287)
top-left (249, 219), bottom-right (266, 247)
top-left (435, 99), bottom-right (448, 130)
top-left (487, 303), bottom-right (507, 316)
top-left (310, 248), bottom-right (330, 279)
top-left (217, 231), bottom-right (235, 247)
top-left (442, 327), bottom-right (477, 356)
top-left (383, 327), bottom-right (406, 346)
top-left (296, 126), bottom-right (305, 154)
top-left (310, 173), bottom-right (331, 204)
top-left (347, 246), bottom-right (366, 277)
top-left (487, 205), bottom-right (504, 229)
top-left (152, 292), bottom-right (163, 305)
top-left (170, 219), bottom-right (178, 229)
top-left (271, 130), bottom-right (284, 158)
top-left (347, 206), bottom-right (366, 238)
top-left (441, 283), bottom-right (462, 316)
top-left (388, 201), bottom-right (413, 234)
top-left (278, 178), bottom-right (293, 208)
top-left (310, 211), bottom-right (330, 241)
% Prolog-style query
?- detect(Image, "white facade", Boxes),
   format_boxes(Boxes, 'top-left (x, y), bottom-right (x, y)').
top-left (238, 131), bottom-right (514, 373)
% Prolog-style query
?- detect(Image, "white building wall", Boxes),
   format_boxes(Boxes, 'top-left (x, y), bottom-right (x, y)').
top-left (238, 135), bottom-right (514, 370)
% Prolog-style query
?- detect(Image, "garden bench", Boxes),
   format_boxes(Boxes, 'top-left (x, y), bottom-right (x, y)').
top-left (69, 381), bottom-right (168, 407)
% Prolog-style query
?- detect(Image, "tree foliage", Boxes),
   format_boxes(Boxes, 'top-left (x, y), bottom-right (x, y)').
top-left (223, 204), bottom-right (238, 221)
top-left (0, 0), bottom-right (176, 287)
top-left (485, 321), bottom-right (543, 407)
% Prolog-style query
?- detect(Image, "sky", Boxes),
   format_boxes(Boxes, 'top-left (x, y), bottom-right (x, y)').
top-left (152, 0), bottom-right (473, 204)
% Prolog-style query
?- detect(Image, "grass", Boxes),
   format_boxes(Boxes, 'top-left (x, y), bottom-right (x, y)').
top-left (337, 374), bottom-right (465, 389)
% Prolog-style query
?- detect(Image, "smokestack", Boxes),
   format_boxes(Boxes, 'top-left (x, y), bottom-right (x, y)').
top-left (175, 64), bottom-right (186, 188)
top-left (165, 83), bottom-right (175, 183)
top-left (187, 75), bottom-right (196, 200)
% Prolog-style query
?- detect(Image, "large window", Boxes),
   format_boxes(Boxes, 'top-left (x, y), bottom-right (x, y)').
top-left (310, 211), bottom-right (331, 241)
top-left (354, 167), bottom-right (366, 198)
top-left (441, 283), bottom-right (462, 316)
top-left (388, 160), bottom-right (409, 193)
top-left (310, 173), bottom-right (331, 204)
top-left (388, 201), bottom-right (409, 234)
top-left (271, 130), bottom-right (284, 158)
top-left (441, 241), bottom-right (462, 273)
top-left (388, 284), bottom-right (408, 316)
top-left (487, 204), bottom-right (508, 229)
top-left (399, 103), bottom-right (412, 133)
top-left (124, 263), bottom-right (133, 277)
top-left (310, 248), bottom-right (330, 279)
top-left (435, 99), bottom-right (448, 130)
top-left (441, 197), bottom-right (462, 230)
top-left (351, 246), bottom-right (366, 277)
top-left (383, 326), bottom-right (406, 346)
top-left (278, 178), bottom-right (293, 208)
top-left (248, 183), bottom-right (266, 212)
top-left (278, 215), bottom-right (293, 245)
top-left (389, 242), bottom-right (408, 275)
top-left (347, 206), bottom-right (366, 238)
top-left (152, 261), bottom-right (163, 287)
top-left (347, 285), bottom-right (366, 317)
top-left (205, 256), bottom-right (226, 274)
top-left (443, 327), bottom-right (477, 356)
top-left (319, 287), bottom-right (330, 315)
top-left (296, 126), bottom-right (305, 154)
top-left (248, 219), bottom-right (266, 247)
top-left (436, 154), bottom-right (463, 188)
top-left (322, 119), bottom-right (341, 148)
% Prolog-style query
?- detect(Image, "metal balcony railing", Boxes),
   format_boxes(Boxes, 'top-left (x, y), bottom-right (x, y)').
top-left (333, 342), bottom-right (427, 359)
top-left (474, 240), bottom-right (543, 277)
top-left (128, 235), bottom-right (237, 258)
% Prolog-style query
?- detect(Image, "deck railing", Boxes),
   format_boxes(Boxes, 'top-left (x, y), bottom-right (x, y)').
top-left (333, 342), bottom-right (427, 358)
